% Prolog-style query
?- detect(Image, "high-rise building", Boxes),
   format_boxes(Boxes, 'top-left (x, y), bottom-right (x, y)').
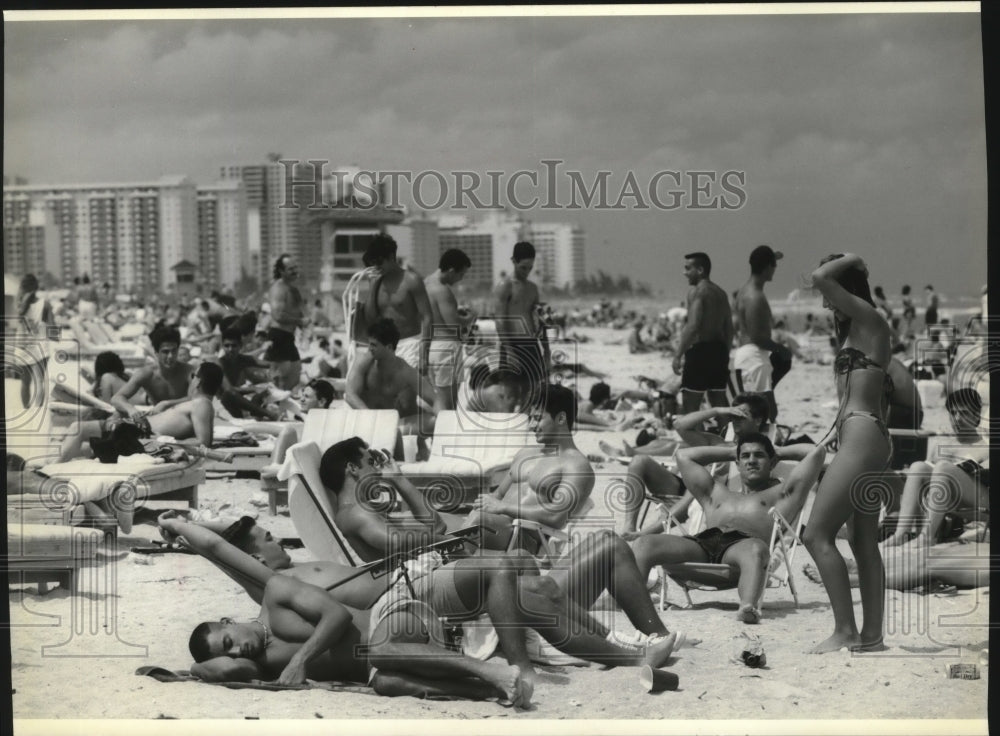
top-left (526, 221), bottom-right (586, 290)
top-left (197, 181), bottom-right (248, 290)
top-left (220, 159), bottom-right (301, 292)
top-left (436, 210), bottom-right (526, 289)
top-left (3, 176), bottom-right (198, 292)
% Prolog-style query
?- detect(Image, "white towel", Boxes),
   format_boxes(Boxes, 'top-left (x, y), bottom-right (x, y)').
top-left (37, 455), bottom-right (163, 505)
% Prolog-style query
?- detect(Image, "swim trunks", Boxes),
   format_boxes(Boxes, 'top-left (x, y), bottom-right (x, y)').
top-left (685, 527), bottom-right (754, 564)
top-left (394, 334), bottom-right (423, 372)
top-left (100, 415), bottom-right (153, 439)
top-left (427, 340), bottom-right (463, 388)
top-left (681, 341), bottom-right (730, 392)
top-left (733, 344), bottom-right (773, 392)
top-left (264, 327), bottom-right (300, 362)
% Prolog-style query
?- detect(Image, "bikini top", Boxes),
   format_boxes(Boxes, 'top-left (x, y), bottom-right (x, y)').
top-left (833, 346), bottom-right (894, 397)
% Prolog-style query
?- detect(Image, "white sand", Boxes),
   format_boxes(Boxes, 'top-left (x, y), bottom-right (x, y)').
top-left (9, 326), bottom-right (989, 724)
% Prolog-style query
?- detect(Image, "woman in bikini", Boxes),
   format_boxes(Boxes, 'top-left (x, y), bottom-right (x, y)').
top-left (803, 253), bottom-right (893, 654)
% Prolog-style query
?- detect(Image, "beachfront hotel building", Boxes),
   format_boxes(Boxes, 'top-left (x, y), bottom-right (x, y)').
top-left (197, 180), bottom-right (249, 291)
top-left (527, 221), bottom-right (586, 291)
top-left (220, 159), bottom-right (301, 291)
top-left (3, 176), bottom-right (200, 293)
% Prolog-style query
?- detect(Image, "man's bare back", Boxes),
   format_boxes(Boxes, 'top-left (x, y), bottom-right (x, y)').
top-left (147, 395), bottom-right (214, 444)
top-left (359, 354), bottom-right (419, 414)
top-left (687, 280), bottom-right (733, 344)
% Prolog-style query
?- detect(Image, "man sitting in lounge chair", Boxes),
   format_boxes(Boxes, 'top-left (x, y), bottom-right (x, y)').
top-left (617, 392), bottom-right (775, 534)
top-left (59, 361), bottom-right (225, 461)
top-left (465, 384), bottom-right (595, 553)
top-left (346, 317), bottom-right (437, 441)
top-left (630, 435), bottom-right (826, 624)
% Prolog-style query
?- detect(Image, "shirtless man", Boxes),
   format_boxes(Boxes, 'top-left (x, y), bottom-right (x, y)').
top-left (468, 384), bottom-right (595, 552)
top-left (110, 326), bottom-right (193, 420)
top-left (312, 434), bottom-right (683, 687)
top-left (267, 253), bottom-right (306, 390)
top-left (346, 317), bottom-right (437, 438)
top-left (59, 361), bottom-right (225, 462)
top-left (214, 327), bottom-right (277, 420)
top-left (425, 248), bottom-right (477, 411)
top-left (673, 252), bottom-right (734, 413)
top-left (734, 245), bottom-right (786, 422)
top-left (618, 392), bottom-right (775, 535)
top-left (187, 572), bottom-right (533, 705)
top-left (493, 241), bottom-right (549, 399)
top-left (631, 435), bottom-right (826, 623)
top-left (362, 234), bottom-right (434, 372)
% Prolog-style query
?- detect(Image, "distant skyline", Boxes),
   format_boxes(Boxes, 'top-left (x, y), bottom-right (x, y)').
top-left (4, 6), bottom-right (987, 302)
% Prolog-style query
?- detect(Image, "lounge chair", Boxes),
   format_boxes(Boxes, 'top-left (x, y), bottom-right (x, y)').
top-left (62, 319), bottom-right (149, 367)
top-left (6, 523), bottom-right (106, 595)
top-left (280, 409), bottom-right (400, 556)
top-left (397, 410), bottom-right (534, 511)
top-left (9, 456), bottom-right (205, 531)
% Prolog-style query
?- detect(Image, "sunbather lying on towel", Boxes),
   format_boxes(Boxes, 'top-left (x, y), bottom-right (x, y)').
top-left (172, 512), bottom-right (685, 706)
top-left (629, 437), bottom-right (826, 624)
top-left (59, 361), bottom-right (224, 462)
top-left (188, 571), bottom-right (535, 705)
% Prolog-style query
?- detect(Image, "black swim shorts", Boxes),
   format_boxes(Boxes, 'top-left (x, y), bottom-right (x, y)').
top-left (686, 527), bottom-right (754, 564)
top-left (682, 341), bottom-right (730, 392)
top-left (264, 327), bottom-right (300, 362)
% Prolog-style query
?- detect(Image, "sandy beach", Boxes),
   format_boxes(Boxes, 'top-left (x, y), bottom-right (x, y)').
top-left (8, 324), bottom-right (989, 726)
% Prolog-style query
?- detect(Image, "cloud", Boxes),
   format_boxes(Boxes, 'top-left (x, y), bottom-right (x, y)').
top-left (2, 11), bottom-right (986, 297)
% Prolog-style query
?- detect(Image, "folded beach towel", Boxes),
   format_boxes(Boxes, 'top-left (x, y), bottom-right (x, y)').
top-left (135, 666), bottom-right (376, 695)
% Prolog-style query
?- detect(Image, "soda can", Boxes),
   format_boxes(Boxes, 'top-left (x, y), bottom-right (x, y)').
top-left (944, 663), bottom-right (980, 680)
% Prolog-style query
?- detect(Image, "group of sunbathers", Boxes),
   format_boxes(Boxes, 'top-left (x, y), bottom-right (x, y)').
top-left (30, 243), bottom-right (989, 706)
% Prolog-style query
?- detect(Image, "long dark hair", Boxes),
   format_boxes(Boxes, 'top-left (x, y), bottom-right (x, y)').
top-left (93, 351), bottom-right (127, 393)
top-left (819, 254), bottom-right (875, 346)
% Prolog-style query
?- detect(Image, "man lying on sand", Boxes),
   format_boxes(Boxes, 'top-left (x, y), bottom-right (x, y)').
top-left (188, 571), bottom-right (535, 706)
top-left (173, 515), bottom-right (685, 706)
top-left (630, 435), bottom-right (826, 624)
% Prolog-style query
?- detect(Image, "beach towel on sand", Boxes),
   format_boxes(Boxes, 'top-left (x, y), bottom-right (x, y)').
top-left (135, 666), bottom-right (376, 695)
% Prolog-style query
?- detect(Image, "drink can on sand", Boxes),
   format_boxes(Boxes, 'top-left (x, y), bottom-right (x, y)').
top-left (944, 663), bottom-right (980, 680)
top-left (639, 665), bottom-right (679, 693)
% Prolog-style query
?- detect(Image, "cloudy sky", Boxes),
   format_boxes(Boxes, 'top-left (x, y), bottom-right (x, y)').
top-left (3, 7), bottom-right (986, 302)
